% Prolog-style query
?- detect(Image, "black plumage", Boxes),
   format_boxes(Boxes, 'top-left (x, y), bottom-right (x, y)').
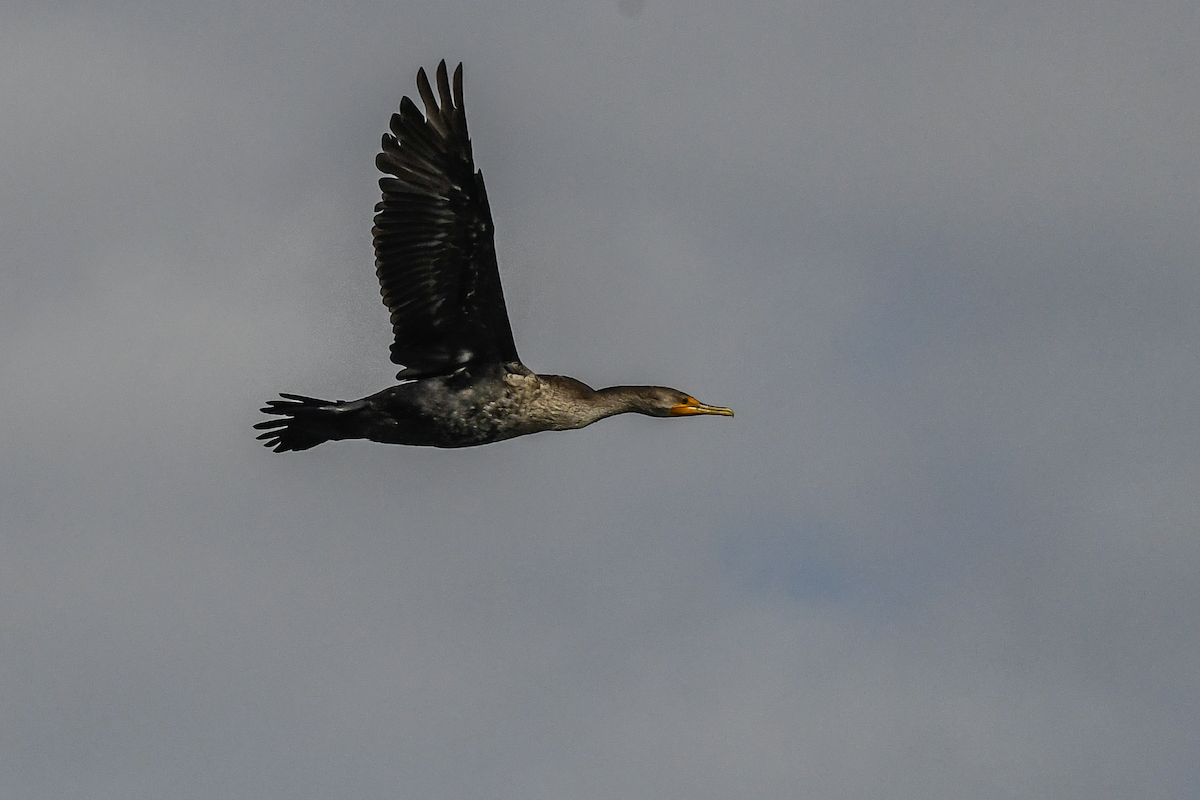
top-left (373, 63), bottom-right (517, 379)
top-left (256, 61), bottom-right (731, 451)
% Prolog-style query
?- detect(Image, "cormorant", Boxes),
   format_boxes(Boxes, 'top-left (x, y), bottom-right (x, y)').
top-left (255, 61), bottom-right (732, 451)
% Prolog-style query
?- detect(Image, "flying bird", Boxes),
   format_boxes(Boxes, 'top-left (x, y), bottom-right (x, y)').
top-left (255, 61), bottom-right (732, 451)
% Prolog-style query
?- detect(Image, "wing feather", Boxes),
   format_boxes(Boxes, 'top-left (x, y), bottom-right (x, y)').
top-left (373, 60), bottom-right (519, 378)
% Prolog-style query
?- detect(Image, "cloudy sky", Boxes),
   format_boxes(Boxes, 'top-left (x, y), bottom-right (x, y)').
top-left (3, 0), bottom-right (1199, 797)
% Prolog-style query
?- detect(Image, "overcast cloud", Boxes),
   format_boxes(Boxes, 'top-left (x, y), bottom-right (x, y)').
top-left (3, 1), bottom-right (1199, 798)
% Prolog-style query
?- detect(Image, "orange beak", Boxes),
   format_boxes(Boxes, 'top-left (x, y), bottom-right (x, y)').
top-left (669, 396), bottom-right (734, 417)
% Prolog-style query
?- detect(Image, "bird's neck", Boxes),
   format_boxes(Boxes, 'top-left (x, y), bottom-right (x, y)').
top-left (531, 377), bottom-right (660, 429)
top-left (591, 385), bottom-right (662, 418)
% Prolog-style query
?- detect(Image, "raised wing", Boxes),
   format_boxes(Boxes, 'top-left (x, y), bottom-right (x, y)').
top-left (373, 61), bottom-right (519, 379)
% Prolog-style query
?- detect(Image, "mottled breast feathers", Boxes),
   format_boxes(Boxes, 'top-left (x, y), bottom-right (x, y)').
top-left (372, 60), bottom-right (519, 379)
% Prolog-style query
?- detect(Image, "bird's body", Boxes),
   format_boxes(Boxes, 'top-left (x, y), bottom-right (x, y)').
top-left (263, 365), bottom-right (714, 450)
top-left (256, 62), bottom-right (731, 452)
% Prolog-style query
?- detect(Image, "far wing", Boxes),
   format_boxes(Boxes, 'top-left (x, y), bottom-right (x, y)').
top-left (373, 61), bottom-right (519, 379)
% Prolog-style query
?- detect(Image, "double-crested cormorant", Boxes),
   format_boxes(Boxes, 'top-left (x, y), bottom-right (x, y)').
top-left (255, 61), bottom-right (732, 451)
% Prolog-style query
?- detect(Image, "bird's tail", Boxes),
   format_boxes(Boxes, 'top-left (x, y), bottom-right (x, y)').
top-left (254, 393), bottom-right (347, 452)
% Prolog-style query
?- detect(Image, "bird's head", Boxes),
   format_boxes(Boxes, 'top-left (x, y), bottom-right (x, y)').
top-left (666, 391), bottom-right (735, 419)
top-left (619, 386), bottom-right (734, 418)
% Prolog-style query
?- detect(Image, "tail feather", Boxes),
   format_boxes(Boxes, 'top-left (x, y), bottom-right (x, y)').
top-left (254, 393), bottom-right (343, 452)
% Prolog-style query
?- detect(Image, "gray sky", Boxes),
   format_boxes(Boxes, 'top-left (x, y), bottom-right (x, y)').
top-left (3, 0), bottom-right (1199, 797)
